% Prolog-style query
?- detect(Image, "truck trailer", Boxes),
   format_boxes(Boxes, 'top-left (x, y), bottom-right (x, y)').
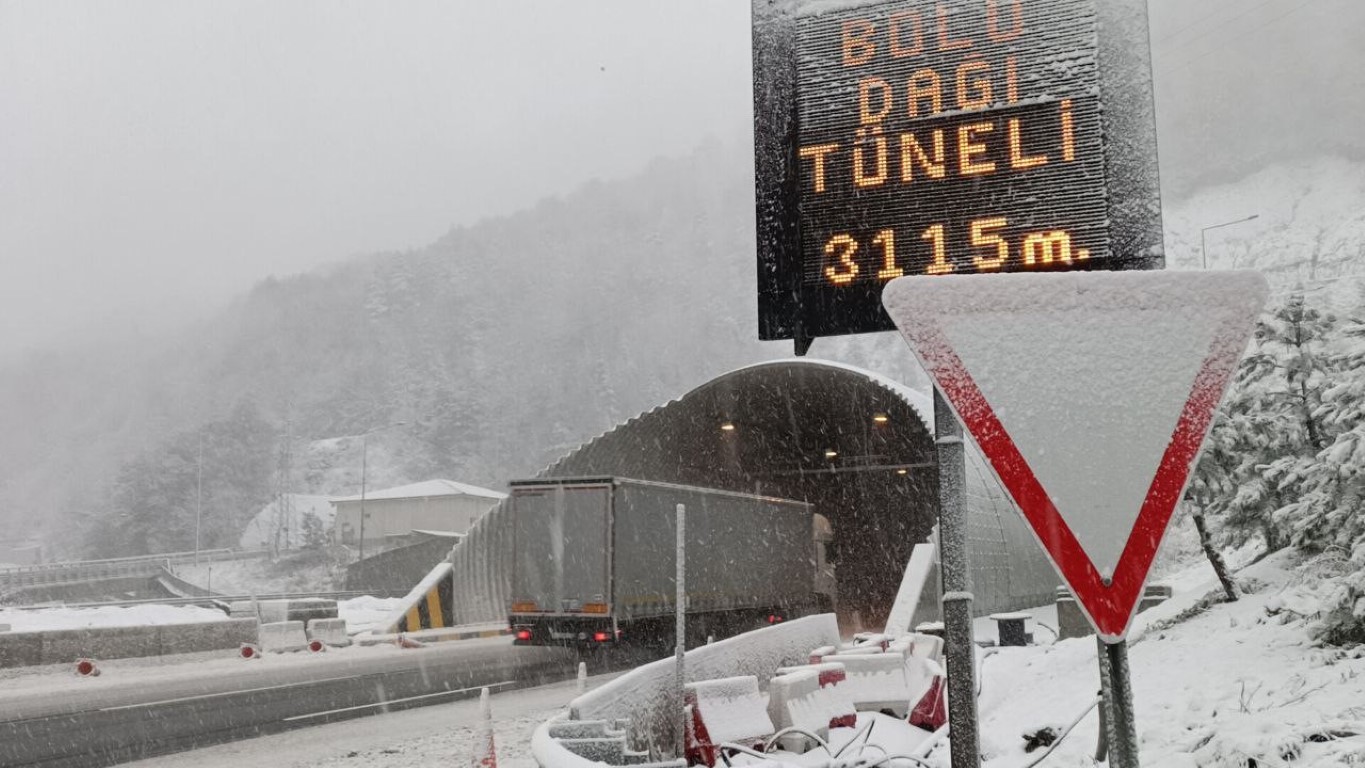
top-left (508, 477), bottom-right (829, 648)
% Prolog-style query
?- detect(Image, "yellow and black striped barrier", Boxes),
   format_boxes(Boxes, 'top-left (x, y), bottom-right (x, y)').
top-left (395, 566), bottom-right (455, 633)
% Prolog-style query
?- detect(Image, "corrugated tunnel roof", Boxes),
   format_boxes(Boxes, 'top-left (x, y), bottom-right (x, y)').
top-left (445, 359), bottom-right (1058, 630)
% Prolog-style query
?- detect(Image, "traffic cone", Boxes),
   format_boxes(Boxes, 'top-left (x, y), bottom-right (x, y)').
top-left (308, 639), bottom-right (326, 653)
top-left (472, 687), bottom-right (497, 768)
top-left (75, 658), bottom-right (100, 677)
top-left (240, 643), bottom-right (262, 660)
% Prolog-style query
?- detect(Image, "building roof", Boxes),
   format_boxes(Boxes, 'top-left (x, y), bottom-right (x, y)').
top-left (332, 479), bottom-right (507, 504)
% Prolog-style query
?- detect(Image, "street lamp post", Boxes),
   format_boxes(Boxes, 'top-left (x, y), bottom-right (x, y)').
top-left (195, 435), bottom-right (203, 566)
top-left (357, 421), bottom-right (406, 562)
top-left (1201, 214), bottom-right (1259, 269)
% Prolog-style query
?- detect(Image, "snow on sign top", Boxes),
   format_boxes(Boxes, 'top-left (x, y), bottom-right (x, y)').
top-left (884, 271), bottom-right (1268, 642)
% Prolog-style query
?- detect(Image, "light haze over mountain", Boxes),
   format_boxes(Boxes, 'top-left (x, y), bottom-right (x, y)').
top-left (1, 0), bottom-right (1361, 358)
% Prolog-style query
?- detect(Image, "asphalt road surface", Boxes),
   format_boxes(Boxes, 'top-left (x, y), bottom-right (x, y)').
top-left (0, 638), bottom-right (577, 768)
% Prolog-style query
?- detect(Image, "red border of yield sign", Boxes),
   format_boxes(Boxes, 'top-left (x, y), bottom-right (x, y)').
top-left (901, 301), bottom-right (1256, 642)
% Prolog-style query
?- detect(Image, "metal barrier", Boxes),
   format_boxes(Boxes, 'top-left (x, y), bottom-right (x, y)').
top-left (0, 549), bottom-right (267, 591)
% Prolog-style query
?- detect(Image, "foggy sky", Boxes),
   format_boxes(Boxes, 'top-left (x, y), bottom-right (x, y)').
top-left (2, 0), bottom-right (1362, 358)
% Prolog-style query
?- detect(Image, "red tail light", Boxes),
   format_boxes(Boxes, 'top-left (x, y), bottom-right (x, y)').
top-left (593, 631), bottom-right (609, 642)
top-left (768, 614), bottom-right (785, 624)
top-left (516, 629), bottom-right (532, 642)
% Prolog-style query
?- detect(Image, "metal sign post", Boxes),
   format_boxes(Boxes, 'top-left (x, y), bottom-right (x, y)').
top-left (1104, 640), bottom-right (1140, 768)
top-left (675, 502), bottom-right (687, 759)
top-left (934, 390), bottom-right (980, 768)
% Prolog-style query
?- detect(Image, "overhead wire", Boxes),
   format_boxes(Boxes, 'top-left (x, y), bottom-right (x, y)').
top-left (1171, 0), bottom-right (1325, 69)
top-left (1157, 0), bottom-right (1284, 51)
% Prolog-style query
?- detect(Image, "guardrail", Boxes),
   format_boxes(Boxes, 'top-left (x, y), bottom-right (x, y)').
top-left (0, 549), bottom-right (268, 590)
top-left (1, 590), bottom-right (387, 611)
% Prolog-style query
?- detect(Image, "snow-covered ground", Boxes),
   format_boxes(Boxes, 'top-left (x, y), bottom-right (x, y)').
top-left (972, 551), bottom-right (1365, 767)
top-left (0, 603), bottom-right (230, 632)
top-left (14, 549), bottom-right (1363, 767)
top-left (121, 671), bottom-right (620, 768)
top-left (174, 553), bottom-right (342, 595)
top-left (337, 595), bottom-right (406, 634)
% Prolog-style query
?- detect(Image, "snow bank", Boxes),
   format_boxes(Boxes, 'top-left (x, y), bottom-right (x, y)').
top-left (569, 614), bottom-right (839, 754)
top-left (0, 604), bottom-right (228, 632)
top-left (337, 596), bottom-right (406, 634)
top-left (972, 551), bottom-right (1365, 766)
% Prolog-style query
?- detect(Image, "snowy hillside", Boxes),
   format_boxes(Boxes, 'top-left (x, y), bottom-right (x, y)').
top-left (1165, 157), bottom-right (1365, 312)
top-left (977, 552), bottom-right (1365, 766)
top-left (2, 152), bottom-right (1363, 558)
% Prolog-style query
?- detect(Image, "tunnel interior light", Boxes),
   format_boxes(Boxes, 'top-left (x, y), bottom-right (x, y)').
top-left (824, 449), bottom-right (838, 459)
top-left (721, 422), bottom-right (736, 432)
top-left (873, 414), bottom-right (889, 424)
top-left (897, 468), bottom-right (909, 476)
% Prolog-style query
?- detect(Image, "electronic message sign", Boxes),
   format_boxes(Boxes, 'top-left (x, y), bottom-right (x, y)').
top-left (753, 0), bottom-right (1164, 352)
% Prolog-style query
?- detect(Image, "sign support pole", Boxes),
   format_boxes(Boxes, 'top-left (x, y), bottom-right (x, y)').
top-left (1094, 637), bottom-right (1112, 762)
top-left (934, 390), bottom-right (980, 768)
top-left (675, 503), bottom-right (687, 759)
top-left (1103, 639), bottom-right (1140, 767)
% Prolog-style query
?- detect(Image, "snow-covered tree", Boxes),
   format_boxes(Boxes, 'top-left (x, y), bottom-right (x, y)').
top-left (1272, 316), bottom-right (1365, 557)
top-left (1218, 293), bottom-right (1338, 551)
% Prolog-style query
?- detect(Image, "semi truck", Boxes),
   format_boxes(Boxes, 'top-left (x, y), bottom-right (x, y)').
top-left (508, 477), bottom-right (831, 648)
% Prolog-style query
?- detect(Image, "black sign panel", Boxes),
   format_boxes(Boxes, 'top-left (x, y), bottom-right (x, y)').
top-left (753, 0), bottom-right (1164, 350)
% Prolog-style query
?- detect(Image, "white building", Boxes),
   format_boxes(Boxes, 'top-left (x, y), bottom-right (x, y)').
top-left (332, 479), bottom-right (506, 551)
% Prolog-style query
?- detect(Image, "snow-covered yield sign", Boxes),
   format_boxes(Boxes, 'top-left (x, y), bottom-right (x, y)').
top-left (884, 271), bottom-right (1268, 642)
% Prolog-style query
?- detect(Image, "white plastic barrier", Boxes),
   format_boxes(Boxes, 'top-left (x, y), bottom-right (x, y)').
top-left (834, 653), bottom-right (914, 718)
top-left (808, 644), bottom-right (837, 664)
top-left (908, 633), bottom-right (944, 664)
top-left (569, 614), bottom-right (840, 756)
top-left (685, 676), bottom-right (774, 766)
top-left (533, 713), bottom-right (684, 768)
top-left (774, 662), bottom-right (857, 730)
top-left (258, 620), bottom-right (308, 653)
top-left (767, 669), bottom-right (824, 751)
top-left (307, 618), bottom-right (351, 647)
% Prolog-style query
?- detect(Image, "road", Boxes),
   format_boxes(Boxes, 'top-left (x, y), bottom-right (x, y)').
top-left (0, 637), bottom-right (577, 768)
top-left (120, 670), bottom-right (627, 768)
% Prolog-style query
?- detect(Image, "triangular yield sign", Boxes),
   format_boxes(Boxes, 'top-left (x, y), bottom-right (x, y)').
top-left (883, 271), bottom-right (1268, 642)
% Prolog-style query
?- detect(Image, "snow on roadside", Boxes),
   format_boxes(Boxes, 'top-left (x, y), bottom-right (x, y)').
top-left (0, 603), bottom-right (229, 632)
top-left (121, 673), bottom-right (613, 768)
top-left (337, 596), bottom-right (406, 634)
top-left (966, 550), bottom-right (1365, 767)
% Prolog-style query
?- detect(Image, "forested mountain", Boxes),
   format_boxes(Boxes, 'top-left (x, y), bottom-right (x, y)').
top-left (0, 141), bottom-right (924, 557)
top-left (3, 147), bottom-right (1363, 559)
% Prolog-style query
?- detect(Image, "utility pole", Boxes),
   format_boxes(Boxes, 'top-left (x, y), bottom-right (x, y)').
top-left (357, 421), bottom-right (406, 562)
top-left (359, 435), bottom-right (370, 561)
top-left (195, 435), bottom-right (203, 566)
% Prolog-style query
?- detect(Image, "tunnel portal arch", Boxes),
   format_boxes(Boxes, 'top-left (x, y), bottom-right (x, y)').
top-left (447, 360), bottom-right (1058, 630)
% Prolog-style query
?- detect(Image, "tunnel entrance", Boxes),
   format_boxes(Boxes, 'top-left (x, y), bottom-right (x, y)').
top-left (446, 359), bottom-right (1059, 631)
top-left (541, 361), bottom-right (940, 630)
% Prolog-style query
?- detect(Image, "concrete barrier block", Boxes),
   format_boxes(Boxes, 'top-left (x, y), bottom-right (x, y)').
top-left (160, 619), bottom-right (258, 655)
top-left (0, 632), bottom-right (43, 668)
top-left (259, 620), bottom-right (308, 653)
top-left (44, 625), bottom-right (159, 665)
top-left (254, 599), bottom-right (338, 625)
top-left (307, 618), bottom-right (351, 647)
top-left (1056, 596), bottom-right (1090, 640)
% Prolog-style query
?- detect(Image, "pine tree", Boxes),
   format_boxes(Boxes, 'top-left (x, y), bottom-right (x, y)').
top-left (1223, 293), bottom-right (1337, 551)
top-left (1273, 316), bottom-right (1365, 556)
